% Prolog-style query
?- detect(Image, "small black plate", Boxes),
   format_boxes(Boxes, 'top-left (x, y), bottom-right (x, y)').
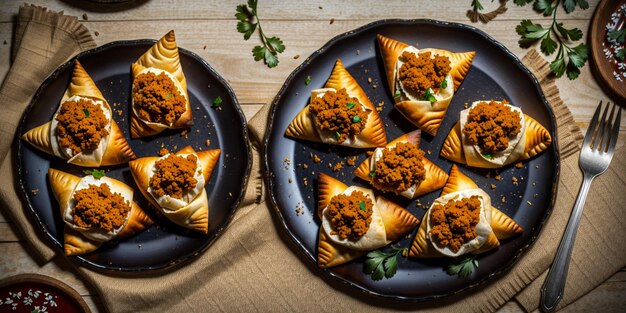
top-left (264, 20), bottom-right (559, 301)
top-left (17, 40), bottom-right (251, 272)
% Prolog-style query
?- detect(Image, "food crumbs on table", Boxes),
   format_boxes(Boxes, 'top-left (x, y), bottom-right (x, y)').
top-left (501, 196), bottom-right (506, 204)
top-left (494, 174), bottom-right (501, 181)
top-left (138, 244), bottom-right (142, 249)
top-left (427, 150), bottom-right (431, 155)
top-left (116, 109), bottom-right (123, 116)
top-left (2, 40), bottom-right (6, 45)
top-left (515, 162), bottom-right (524, 169)
top-left (157, 147), bottom-right (169, 156)
top-left (327, 162), bottom-right (332, 168)
top-left (292, 54), bottom-right (301, 59)
top-left (356, 49), bottom-right (360, 55)
top-left (490, 184), bottom-right (496, 190)
top-left (313, 154), bottom-right (321, 163)
top-left (319, 6), bottom-right (323, 9)
top-left (303, 177), bottom-right (308, 186)
top-left (527, 201), bottom-right (532, 206)
top-left (82, 13), bottom-right (88, 20)
top-left (283, 157), bottom-right (291, 169)
top-left (302, 163), bottom-right (309, 169)
top-left (295, 202), bottom-right (305, 216)
top-left (330, 18), bottom-right (335, 24)
top-left (228, 192), bottom-right (233, 197)
top-left (204, 139), bottom-right (211, 147)
top-left (31, 189), bottom-right (39, 196)
top-left (288, 178), bottom-right (293, 183)
top-left (333, 162), bottom-right (344, 172)
top-left (180, 129), bottom-right (189, 138)
top-left (346, 156), bottom-right (357, 166)
top-left (512, 176), bottom-right (518, 186)
top-left (367, 77), bottom-right (372, 84)
top-left (94, 31), bottom-right (99, 36)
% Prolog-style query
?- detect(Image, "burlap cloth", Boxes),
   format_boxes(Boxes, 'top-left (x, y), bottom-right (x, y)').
top-left (1, 5), bottom-right (625, 313)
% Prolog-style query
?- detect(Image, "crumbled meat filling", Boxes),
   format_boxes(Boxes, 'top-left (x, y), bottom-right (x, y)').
top-left (463, 100), bottom-right (522, 154)
top-left (133, 71), bottom-right (186, 125)
top-left (372, 142), bottom-right (426, 194)
top-left (72, 184), bottom-right (130, 232)
top-left (308, 88), bottom-right (369, 143)
top-left (429, 196), bottom-right (482, 253)
top-left (150, 154), bottom-right (198, 200)
top-left (55, 98), bottom-right (109, 155)
top-left (398, 51), bottom-right (450, 99)
top-left (326, 190), bottom-right (373, 241)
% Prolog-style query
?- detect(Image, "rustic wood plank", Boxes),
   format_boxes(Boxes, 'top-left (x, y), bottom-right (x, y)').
top-left (0, 0), bottom-right (598, 23)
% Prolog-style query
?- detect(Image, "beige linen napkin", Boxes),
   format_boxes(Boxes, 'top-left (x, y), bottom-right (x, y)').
top-left (1, 6), bottom-right (625, 312)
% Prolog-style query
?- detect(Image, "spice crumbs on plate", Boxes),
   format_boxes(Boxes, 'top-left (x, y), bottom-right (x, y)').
top-left (333, 162), bottom-right (343, 172)
top-left (205, 139), bottom-right (211, 146)
top-left (180, 129), bottom-right (189, 138)
top-left (490, 184), bottom-right (496, 190)
top-left (527, 201), bottom-right (532, 206)
top-left (346, 156), bottom-right (357, 166)
top-left (515, 162), bottom-right (524, 169)
top-left (501, 196), bottom-right (506, 204)
top-left (158, 147), bottom-right (169, 156)
top-left (494, 174), bottom-right (501, 181)
top-left (512, 176), bottom-right (518, 186)
top-left (303, 164), bottom-right (309, 169)
top-left (31, 189), bottom-right (39, 196)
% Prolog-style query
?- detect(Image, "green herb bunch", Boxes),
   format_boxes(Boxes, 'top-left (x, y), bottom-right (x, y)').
top-left (446, 255), bottom-right (479, 278)
top-left (514, 0), bottom-right (589, 79)
top-left (364, 246), bottom-right (406, 281)
top-left (236, 0), bottom-right (285, 68)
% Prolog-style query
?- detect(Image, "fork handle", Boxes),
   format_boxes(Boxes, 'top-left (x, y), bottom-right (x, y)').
top-left (540, 174), bottom-right (593, 312)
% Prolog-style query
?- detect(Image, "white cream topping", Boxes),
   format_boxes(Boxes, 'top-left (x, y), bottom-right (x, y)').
top-left (308, 88), bottom-right (371, 146)
top-left (131, 67), bottom-right (187, 127)
top-left (369, 145), bottom-right (417, 198)
top-left (50, 95), bottom-right (112, 166)
top-left (426, 188), bottom-right (493, 257)
top-left (394, 46), bottom-right (454, 103)
top-left (147, 153), bottom-right (205, 211)
top-left (321, 186), bottom-right (387, 251)
top-left (459, 101), bottom-right (526, 167)
top-left (63, 176), bottom-right (132, 242)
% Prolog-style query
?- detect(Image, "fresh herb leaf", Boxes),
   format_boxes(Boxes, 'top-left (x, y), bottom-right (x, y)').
top-left (446, 255), bottom-right (479, 278)
top-left (422, 88), bottom-right (436, 103)
top-left (563, 0), bottom-right (588, 13)
top-left (540, 34), bottom-right (557, 55)
top-left (359, 200), bottom-right (366, 211)
top-left (556, 23), bottom-right (583, 41)
top-left (440, 79), bottom-right (448, 89)
top-left (305, 75), bottom-right (311, 85)
top-left (346, 102), bottom-right (356, 109)
top-left (83, 169), bottom-right (105, 179)
top-left (212, 96), bottom-right (223, 108)
top-left (481, 151), bottom-right (494, 159)
top-left (364, 247), bottom-right (405, 281)
top-left (609, 28), bottom-right (626, 43)
top-left (471, 0), bottom-right (484, 11)
top-left (236, 1), bottom-right (285, 68)
top-left (83, 109), bottom-right (89, 117)
top-left (369, 171), bottom-right (376, 177)
top-left (394, 89), bottom-right (401, 98)
top-left (335, 131), bottom-right (341, 139)
top-left (534, 0), bottom-right (555, 16)
top-left (616, 48), bottom-right (626, 62)
top-left (32, 309), bottom-right (40, 313)
top-left (165, 93), bottom-right (173, 99)
top-left (514, 0), bottom-right (534, 6)
top-left (352, 115), bottom-right (361, 123)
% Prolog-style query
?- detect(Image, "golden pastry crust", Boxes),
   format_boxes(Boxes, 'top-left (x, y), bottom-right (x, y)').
top-left (377, 34), bottom-right (475, 136)
top-left (354, 130), bottom-right (448, 198)
top-left (129, 146), bottom-right (220, 234)
top-left (409, 165), bottom-right (522, 258)
top-left (316, 173), bottom-right (419, 268)
top-left (440, 114), bottom-right (552, 168)
top-left (130, 30), bottom-right (193, 138)
top-left (21, 61), bottom-right (135, 167)
top-left (47, 168), bottom-right (153, 256)
top-left (285, 59), bottom-right (387, 148)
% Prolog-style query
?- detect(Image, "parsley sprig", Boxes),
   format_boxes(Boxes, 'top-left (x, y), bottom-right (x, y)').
top-left (364, 246), bottom-right (407, 281)
top-left (514, 0), bottom-right (589, 79)
top-left (83, 169), bottom-right (105, 179)
top-left (236, 0), bottom-right (285, 68)
top-left (446, 255), bottom-right (479, 278)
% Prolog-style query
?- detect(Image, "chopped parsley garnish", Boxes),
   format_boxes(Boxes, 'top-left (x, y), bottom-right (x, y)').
top-left (358, 200), bottom-right (366, 211)
top-left (212, 96), bottom-right (223, 108)
top-left (481, 151), bottom-right (494, 159)
top-left (446, 255), bottom-right (479, 278)
top-left (305, 75), bottom-right (311, 85)
top-left (165, 93), bottom-right (173, 99)
top-left (369, 172), bottom-right (376, 177)
top-left (394, 89), bottom-right (401, 98)
top-left (364, 247), bottom-right (406, 281)
top-left (335, 131), bottom-right (341, 139)
top-left (440, 79), bottom-right (448, 89)
top-left (422, 88), bottom-right (437, 103)
top-left (83, 109), bottom-right (89, 117)
top-left (352, 115), bottom-right (361, 123)
top-left (83, 169), bottom-right (105, 179)
top-left (346, 102), bottom-right (356, 109)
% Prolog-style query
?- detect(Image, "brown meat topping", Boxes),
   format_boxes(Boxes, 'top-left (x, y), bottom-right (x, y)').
top-left (72, 184), bottom-right (130, 232)
top-left (133, 71), bottom-right (186, 125)
top-left (150, 154), bottom-right (198, 199)
top-left (398, 51), bottom-right (451, 99)
top-left (429, 195), bottom-right (482, 253)
top-left (308, 88), bottom-right (369, 143)
top-left (327, 190), bottom-right (373, 241)
top-left (372, 142), bottom-right (426, 194)
top-left (55, 98), bottom-right (109, 155)
top-left (463, 100), bottom-right (522, 154)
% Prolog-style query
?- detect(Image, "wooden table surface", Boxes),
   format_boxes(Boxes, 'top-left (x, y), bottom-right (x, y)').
top-left (0, 1), bottom-right (624, 312)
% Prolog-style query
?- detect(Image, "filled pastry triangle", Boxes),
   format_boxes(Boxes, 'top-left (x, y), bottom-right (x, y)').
top-left (317, 173), bottom-right (419, 268)
top-left (48, 168), bottom-right (153, 256)
top-left (440, 99), bottom-right (552, 168)
top-left (130, 30), bottom-right (193, 138)
top-left (354, 129), bottom-right (448, 198)
top-left (21, 60), bottom-right (135, 167)
top-left (129, 146), bottom-right (220, 234)
top-left (285, 59), bottom-right (387, 148)
top-left (377, 34), bottom-right (475, 136)
top-left (408, 165), bottom-right (522, 258)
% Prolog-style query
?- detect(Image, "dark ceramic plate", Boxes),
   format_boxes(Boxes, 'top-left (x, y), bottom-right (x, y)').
top-left (17, 40), bottom-right (251, 272)
top-left (264, 20), bottom-right (559, 301)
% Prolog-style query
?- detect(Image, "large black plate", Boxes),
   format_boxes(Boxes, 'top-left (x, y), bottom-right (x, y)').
top-left (17, 40), bottom-right (251, 272)
top-left (265, 20), bottom-right (559, 301)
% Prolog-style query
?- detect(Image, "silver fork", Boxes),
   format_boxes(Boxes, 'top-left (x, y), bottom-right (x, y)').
top-left (540, 101), bottom-right (622, 312)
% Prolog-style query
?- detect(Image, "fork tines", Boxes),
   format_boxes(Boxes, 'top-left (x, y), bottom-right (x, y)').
top-left (585, 101), bottom-right (622, 153)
